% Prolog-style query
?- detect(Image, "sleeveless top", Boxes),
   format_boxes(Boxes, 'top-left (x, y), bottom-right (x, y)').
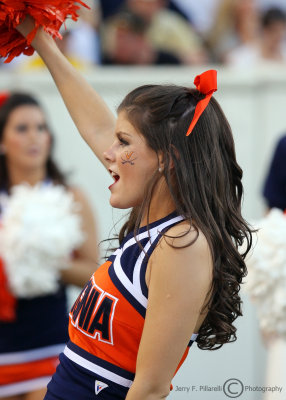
top-left (0, 187), bottom-right (68, 358)
top-left (65, 211), bottom-right (198, 390)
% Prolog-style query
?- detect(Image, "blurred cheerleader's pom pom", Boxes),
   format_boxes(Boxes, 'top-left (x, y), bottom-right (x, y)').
top-left (0, 183), bottom-right (85, 298)
top-left (0, 0), bottom-right (88, 63)
top-left (244, 209), bottom-right (286, 338)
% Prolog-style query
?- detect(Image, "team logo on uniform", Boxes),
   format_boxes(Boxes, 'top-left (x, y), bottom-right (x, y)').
top-left (69, 276), bottom-right (118, 345)
top-left (95, 380), bottom-right (108, 395)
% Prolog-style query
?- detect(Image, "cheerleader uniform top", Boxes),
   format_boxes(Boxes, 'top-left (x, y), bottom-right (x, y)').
top-left (0, 188), bottom-right (69, 397)
top-left (46, 211), bottom-right (198, 399)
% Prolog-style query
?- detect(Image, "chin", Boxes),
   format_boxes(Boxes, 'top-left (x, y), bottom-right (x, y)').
top-left (109, 195), bottom-right (141, 210)
top-left (109, 200), bottom-right (131, 210)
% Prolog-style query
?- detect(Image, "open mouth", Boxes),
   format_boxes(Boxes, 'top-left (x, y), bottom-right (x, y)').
top-left (109, 170), bottom-right (120, 189)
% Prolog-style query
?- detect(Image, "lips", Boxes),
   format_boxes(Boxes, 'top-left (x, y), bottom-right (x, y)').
top-left (27, 148), bottom-right (40, 155)
top-left (108, 169), bottom-right (120, 190)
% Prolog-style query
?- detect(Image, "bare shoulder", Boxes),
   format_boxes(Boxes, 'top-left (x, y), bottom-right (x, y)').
top-left (66, 186), bottom-right (96, 222)
top-left (149, 220), bottom-right (213, 286)
top-left (67, 186), bottom-right (89, 203)
top-left (156, 220), bottom-right (212, 265)
top-left (164, 220), bottom-right (210, 251)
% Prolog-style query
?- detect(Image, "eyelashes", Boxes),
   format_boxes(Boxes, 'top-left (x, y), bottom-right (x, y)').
top-left (118, 135), bottom-right (129, 146)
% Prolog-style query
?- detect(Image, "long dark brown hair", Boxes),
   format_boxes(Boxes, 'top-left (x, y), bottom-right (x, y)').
top-left (0, 92), bottom-right (66, 191)
top-left (115, 84), bottom-right (253, 350)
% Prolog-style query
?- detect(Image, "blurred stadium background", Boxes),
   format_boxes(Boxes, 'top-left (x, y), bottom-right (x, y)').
top-left (1, 0), bottom-right (286, 398)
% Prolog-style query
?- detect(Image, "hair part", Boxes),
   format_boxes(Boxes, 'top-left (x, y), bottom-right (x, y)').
top-left (115, 84), bottom-right (253, 350)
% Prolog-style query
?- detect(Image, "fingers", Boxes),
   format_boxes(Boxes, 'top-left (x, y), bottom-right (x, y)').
top-left (15, 14), bottom-right (36, 38)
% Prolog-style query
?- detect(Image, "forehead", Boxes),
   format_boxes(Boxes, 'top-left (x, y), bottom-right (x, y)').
top-left (7, 105), bottom-right (45, 124)
top-left (116, 111), bottom-right (143, 138)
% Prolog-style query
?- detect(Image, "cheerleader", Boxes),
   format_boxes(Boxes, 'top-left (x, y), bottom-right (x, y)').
top-left (0, 92), bottom-right (98, 400)
top-left (13, 15), bottom-right (253, 400)
top-left (246, 135), bottom-right (286, 400)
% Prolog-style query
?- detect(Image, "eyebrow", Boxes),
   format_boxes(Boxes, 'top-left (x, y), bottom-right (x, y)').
top-left (116, 131), bottom-right (132, 137)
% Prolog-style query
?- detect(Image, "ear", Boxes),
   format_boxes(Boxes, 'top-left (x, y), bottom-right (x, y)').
top-left (158, 147), bottom-right (179, 172)
top-left (164, 146), bottom-right (180, 170)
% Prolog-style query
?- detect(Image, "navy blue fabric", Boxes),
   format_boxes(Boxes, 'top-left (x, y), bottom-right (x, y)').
top-left (188, 339), bottom-right (196, 347)
top-left (45, 352), bottom-right (129, 400)
top-left (263, 135), bottom-right (286, 210)
top-left (108, 264), bottom-right (146, 318)
top-left (108, 211), bottom-right (181, 318)
top-left (67, 341), bottom-right (135, 381)
top-left (0, 285), bottom-right (69, 353)
top-left (44, 211), bottom-right (198, 399)
top-left (139, 219), bottom-right (184, 298)
top-left (119, 236), bottom-right (149, 283)
top-left (0, 182), bottom-right (69, 353)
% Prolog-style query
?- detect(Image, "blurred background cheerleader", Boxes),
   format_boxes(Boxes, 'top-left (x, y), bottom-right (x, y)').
top-left (0, 92), bottom-right (99, 400)
top-left (245, 135), bottom-right (286, 399)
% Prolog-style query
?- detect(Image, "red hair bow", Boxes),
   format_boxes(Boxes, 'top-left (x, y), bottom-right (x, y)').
top-left (0, 92), bottom-right (9, 108)
top-left (186, 69), bottom-right (217, 136)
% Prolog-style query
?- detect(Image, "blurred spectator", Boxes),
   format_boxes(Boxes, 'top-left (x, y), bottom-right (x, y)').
top-left (206, 0), bottom-right (260, 63)
top-left (245, 135), bottom-right (286, 398)
top-left (99, 0), bottom-right (192, 21)
top-left (258, 0), bottom-right (286, 13)
top-left (263, 135), bottom-right (286, 210)
top-left (101, 10), bottom-right (180, 65)
top-left (170, 0), bottom-right (221, 35)
top-left (99, 0), bottom-right (124, 19)
top-left (101, 0), bottom-right (208, 65)
top-left (99, 0), bottom-right (221, 30)
top-left (227, 7), bottom-right (286, 66)
top-left (60, 0), bottom-right (101, 66)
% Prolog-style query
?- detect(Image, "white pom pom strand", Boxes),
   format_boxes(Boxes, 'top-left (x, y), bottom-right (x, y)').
top-left (0, 183), bottom-right (85, 298)
top-left (243, 209), bottom-right (286, 338)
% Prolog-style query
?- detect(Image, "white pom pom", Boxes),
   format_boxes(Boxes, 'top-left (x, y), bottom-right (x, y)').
top-left (244, 209), bottom-right (286, 338)
top-left (0, 183), bottom-right (85, 297)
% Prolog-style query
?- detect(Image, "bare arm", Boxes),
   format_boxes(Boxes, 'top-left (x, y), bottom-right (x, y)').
top-left (16, 16), bottom-right (116, 168)
top-left (126, 223), bottom-right (213, 399)
top-left (60, 187), bottom-right (99, 287)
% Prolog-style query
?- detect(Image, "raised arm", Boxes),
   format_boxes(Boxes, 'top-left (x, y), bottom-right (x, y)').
top-left (16, 16), bottom-right (116, 168)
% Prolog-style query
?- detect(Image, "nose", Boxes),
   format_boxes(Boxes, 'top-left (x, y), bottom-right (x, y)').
top-left (103, 144), bottom-right (116, 163)
top-left (28, 127), bottom-right (41, 141)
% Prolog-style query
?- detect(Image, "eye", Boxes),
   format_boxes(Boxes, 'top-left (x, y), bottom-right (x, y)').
top-left (118, 135), bottom-right (129, 146)
top-left (37, 123), bottom-right (48, 132)
top-left (15, 124), bottom-right (28, 133)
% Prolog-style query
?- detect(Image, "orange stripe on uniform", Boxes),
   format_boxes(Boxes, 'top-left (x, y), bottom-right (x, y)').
top-left (69, 261), bottom-right (145, 373)
top-left (0, 357), bottom-right (59, 385)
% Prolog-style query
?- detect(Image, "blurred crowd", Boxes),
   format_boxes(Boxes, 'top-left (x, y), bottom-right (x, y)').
top-left (1, 0), bottom-right (286, 69)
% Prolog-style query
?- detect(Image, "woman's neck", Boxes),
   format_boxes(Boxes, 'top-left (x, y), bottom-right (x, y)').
top-left (140, 177), bottom-right (176, 227)
top-left (8, 166), bottom-right (47, 188)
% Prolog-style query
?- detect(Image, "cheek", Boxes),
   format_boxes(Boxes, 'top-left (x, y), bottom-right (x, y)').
top-left (119, 150), bottom-right (138, 167)
top-left (43, 134), bottom-right (52, 150)
top-left (38, 133), bottom-right (52, 155)
top-left (4, 135), bottom-right (26, 153)
top-left (119, 150), bottom-right (156, 183)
